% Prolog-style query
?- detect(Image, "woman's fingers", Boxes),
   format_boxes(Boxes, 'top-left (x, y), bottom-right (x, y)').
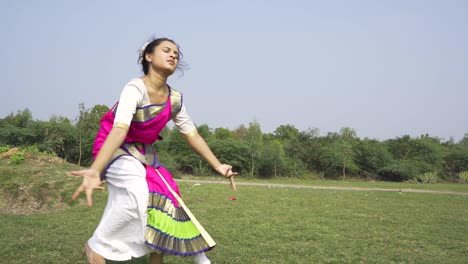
top-left (86, 188), bottom-right (93, 207)
top-left (68, 170), bottom-right (85, 177)
top-left (71, 184), bottom-right (84, 200)
top-left (68, 170), bottom-right (104, 207)
top-left (220, 165), bottom-right (236, 177)
top-left (226, 167), bottom-right (238, 178)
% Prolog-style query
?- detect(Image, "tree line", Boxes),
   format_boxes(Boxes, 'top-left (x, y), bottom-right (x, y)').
top-left (1, 107), bottom-right (467, 183)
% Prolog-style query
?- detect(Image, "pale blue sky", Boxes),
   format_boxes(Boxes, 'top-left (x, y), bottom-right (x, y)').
top-left (1, 0), bottom-right (467, 140)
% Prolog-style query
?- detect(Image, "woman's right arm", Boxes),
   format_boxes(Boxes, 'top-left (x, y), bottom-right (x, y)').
top-left (70, 80), bottom-right (143, 207)
top-left (90, 126), bottom-right (128, 173)
top-left (93, 83), bottom-right (142, 172)
top-left (70, 126), bottom-right (128, 207)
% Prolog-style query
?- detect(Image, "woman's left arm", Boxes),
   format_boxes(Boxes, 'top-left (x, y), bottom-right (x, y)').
top-left (183, 132), bottom-right (237, 178)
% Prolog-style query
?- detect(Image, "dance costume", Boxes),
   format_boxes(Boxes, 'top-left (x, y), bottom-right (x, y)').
top-left (89, 78), bottom-right (215, 261)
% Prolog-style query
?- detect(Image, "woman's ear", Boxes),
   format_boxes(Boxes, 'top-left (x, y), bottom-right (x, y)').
top-left (145, 53), bottom-right (152, 63)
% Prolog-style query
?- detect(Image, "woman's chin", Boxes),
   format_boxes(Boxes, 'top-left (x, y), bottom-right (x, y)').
top-left (155, 66), bottom-right (176, 77)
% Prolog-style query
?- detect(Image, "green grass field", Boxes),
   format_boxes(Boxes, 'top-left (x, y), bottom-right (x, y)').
top-left (182, 175), bottom-right (468, 193)
top-left (1, 159), bottom-right (468, 263)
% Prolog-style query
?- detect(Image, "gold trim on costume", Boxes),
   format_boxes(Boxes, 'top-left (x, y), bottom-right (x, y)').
top-left (132, 105), bottom-right (166, 122)
top-left (109, 143), bottom-right (158, 168)
top-left (120, 88), bottom-right (182, 122)
top-left (169, 88), bottom-right (182, 119)
top-left (124, 143), bottom-right (157, 167)
top-left (148, 193), bottom-right (190, 221)
top-left (145, 227), bottom-right (210, 253)
top-left (111, 87), bottom-right (183, 124)
top-left (182, 128), bottom-right (198, 138)
top-left (154, 168), bottom-right (216, 248)
top-left (113, 122), bottom-right (129, 131)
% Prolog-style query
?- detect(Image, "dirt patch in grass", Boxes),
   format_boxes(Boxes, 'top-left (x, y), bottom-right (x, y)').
top-left (0, 155), bottom-right (82, 215)
top-left (1, 182), bottom-right (71, 215)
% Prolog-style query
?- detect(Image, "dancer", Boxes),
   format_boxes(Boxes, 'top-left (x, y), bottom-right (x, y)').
top-left (70, 37), bottom-right (236, 264)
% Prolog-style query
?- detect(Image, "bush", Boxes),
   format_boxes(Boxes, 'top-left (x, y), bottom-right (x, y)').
top-left (0, 145), bottom-right (11, 154)
top-left (378, 160), bottom-right (422, 182)
top-left (9, 152), bottom-right (25, 165)
top-left (155, 150), bottom-right (180, 177)
top-left (284, 157), bottom-right (306, 178)
top-left (459, 171), bottom-right (468, 184)
top-left (23, 144), bottom-right (55, 156)
top-left (416, 172), bottom-right (438, 184)
top-left (23, 144), bottom-right (41, 154)
top-left (192, 159), bottom-right (212, 177)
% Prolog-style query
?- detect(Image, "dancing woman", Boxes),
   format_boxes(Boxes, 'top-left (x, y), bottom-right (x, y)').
top-left (70, 37), bottom-right (236, 264)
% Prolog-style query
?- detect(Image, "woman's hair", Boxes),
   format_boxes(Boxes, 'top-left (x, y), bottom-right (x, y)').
top-left (138, 37), bottom-right (185, 75)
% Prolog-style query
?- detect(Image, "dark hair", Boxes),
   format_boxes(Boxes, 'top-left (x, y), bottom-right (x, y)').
top-left (138, 37), bottom-right (185, 75)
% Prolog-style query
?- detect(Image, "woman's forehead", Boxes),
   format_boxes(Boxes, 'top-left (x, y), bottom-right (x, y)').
top-left (159, 41), bottom-right (178, 51)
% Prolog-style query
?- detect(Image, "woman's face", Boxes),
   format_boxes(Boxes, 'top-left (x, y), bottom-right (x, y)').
top-left (146, 41), bottom-right (179, 76)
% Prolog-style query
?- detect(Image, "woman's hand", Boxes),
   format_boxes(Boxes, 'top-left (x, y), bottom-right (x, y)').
top-left (183, 133), bottom-right (238, 190)
top-left (216, 164), bottom-right (237, 178)
top-left (69, 169), bottom-right (105, 207)
top-left (216, 164), bottom-right (238, 191)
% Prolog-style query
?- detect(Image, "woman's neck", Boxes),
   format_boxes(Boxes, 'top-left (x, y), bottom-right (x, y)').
top-left (143, 72), bottom-right (167, 92)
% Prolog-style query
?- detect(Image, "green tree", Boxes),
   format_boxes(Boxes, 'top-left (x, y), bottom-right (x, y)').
top-left (165, 125), bottom-right (212, 175)
top-left (233, 124), bottom-right (247, 139)
top-left (412, 136), bottom-right (446, 173)
top-left (283, 128), bottom-right (321, 171)
top-left (459, 133), bottom-right (468, 147)
top-left (387, 135), bottom-right (416, 160)
top-left (209, 139), bottom-right (249, 174)
top-left (214, 127), bottom-right (236, 140)
top-left (383, 135), bottom-right (447, 181)
top-left (42, 116), bottom-right (78, 161)
top-left (444, 143), bottom-right (468, 178)
top-left (76, 103), bottom-right (109, 166)
top-left (320, 127), bottom-right (360, 179)
top-left (379, 159), bottom-right (424, 181)
top-left (356, 139), bottom-right (393, 178)
top-left (258, 139), bottom-right (286, 177)
top-left (321, 140), bottom-right (359, 180)
top-left (273, 124), bottom-right (300, 141)
top-left (243, 120), bottom-right (263, 176)
top-left (0, 109), bottom-right (40, 146)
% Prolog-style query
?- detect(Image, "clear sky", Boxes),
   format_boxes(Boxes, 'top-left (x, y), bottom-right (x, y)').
top-left (1, 0), bottom-right (467, 140)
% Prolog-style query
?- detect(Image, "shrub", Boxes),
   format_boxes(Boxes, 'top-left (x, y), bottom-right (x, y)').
top-left (9, 152), bottom-right (25, 165)
top-left (378, 160), bottom-right (422, 182)
top-left (23, 144), bottom-right (55, 156)
top-left (23, 144), bottom-right (41, 154)
top-left (459, 171), bottom-right (468, 184)
top-left (284, 157), bottom-right (306, 178)
top-left (0, 145), bottom-right (11, 154)
top-left (416, 172), bottom-right (438, 184)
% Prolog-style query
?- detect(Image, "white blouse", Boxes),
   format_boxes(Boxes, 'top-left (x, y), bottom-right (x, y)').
top-left (113, 78), bottom-right (196, 134)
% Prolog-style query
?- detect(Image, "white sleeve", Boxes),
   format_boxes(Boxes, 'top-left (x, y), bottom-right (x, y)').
top-left (113, 82), bottom-right (144, 129)
top-left (173, 104), bottom-right (197, 134)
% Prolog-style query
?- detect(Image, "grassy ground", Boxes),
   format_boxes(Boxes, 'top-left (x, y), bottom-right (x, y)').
top-left (1, 159), bottom-right (468, 263)
top-left (181, 175), bottom-right (468, 193)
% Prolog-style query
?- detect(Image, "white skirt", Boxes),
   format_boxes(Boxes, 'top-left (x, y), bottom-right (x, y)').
top-left (87, 156), bottom-right (154, 261)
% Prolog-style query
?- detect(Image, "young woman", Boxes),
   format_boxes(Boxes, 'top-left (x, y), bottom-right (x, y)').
top-left (70, 37), bottom-right (236, 264)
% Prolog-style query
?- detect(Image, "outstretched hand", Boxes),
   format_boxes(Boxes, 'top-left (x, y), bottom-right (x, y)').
top-left (69, 169), bottom-right (105, 207)
top-left (216, 164), bottom-right (238, 191)
top-left (216, 164), bottom-right (237, 178)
